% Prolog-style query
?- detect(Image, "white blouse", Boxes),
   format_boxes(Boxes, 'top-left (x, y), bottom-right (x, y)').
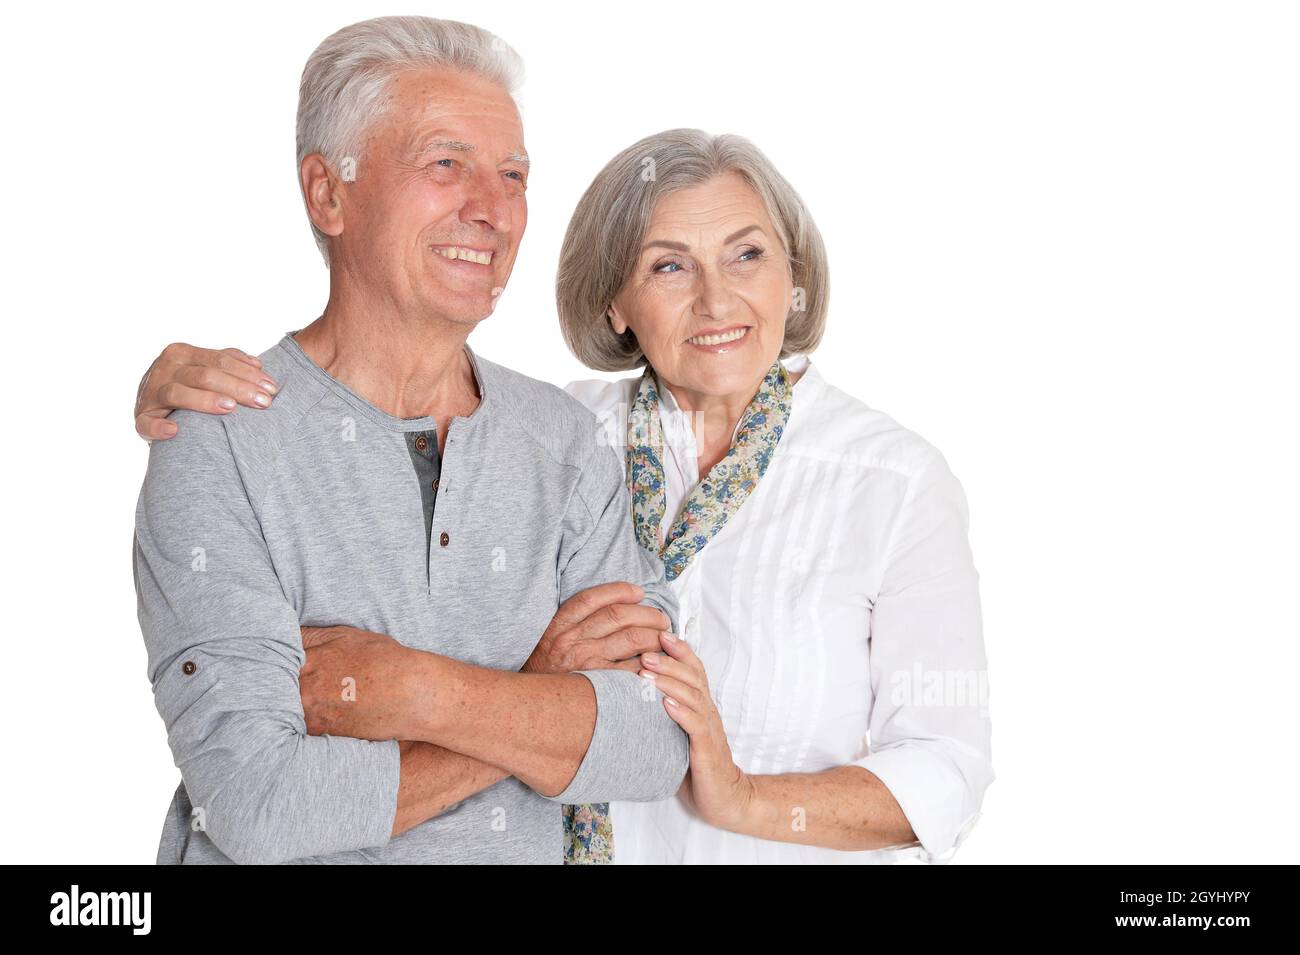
top-left (564, 354), bottom-right (994, 864)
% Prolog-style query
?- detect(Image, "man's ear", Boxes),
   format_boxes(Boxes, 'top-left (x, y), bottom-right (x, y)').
top-left (607, 306), bottom-right (629, 336)
top-left (301, 154), bottom-right (345, 239)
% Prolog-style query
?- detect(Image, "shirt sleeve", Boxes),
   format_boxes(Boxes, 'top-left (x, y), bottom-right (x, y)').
top-left (546, 426), bottom-right (689, 803)
top-left (134, 412), bottom-right (401, 865)
top-left (854, 446), bottom-right (995, 863)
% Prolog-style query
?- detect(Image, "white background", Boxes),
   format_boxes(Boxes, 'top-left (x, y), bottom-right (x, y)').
top-left (2, 0), bottom-right (1296, 863)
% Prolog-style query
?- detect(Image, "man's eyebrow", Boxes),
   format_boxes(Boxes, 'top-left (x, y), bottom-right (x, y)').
top-left (420, 138), bottom-right (530, 167)
top-left (641, 225), bottom-right (764, 253)
top-left (422, 138), bottom-right (475, 153)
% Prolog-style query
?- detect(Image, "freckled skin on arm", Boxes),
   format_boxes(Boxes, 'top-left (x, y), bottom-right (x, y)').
top-left (405, 656), bottom-right (600, 798)
top-left (738, 766), bottom-right (919, 852)
top-left (367, 662), bottom-right (605, 838)
top-left (391, 742), bottom-right (511, 837)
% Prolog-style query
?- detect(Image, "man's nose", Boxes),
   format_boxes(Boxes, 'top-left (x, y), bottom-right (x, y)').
top-left (460, 170), bottom-right (514, 236)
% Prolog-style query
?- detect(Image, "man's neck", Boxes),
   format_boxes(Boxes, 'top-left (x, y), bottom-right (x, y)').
top-left (294, 293), bottom-right (481, 423)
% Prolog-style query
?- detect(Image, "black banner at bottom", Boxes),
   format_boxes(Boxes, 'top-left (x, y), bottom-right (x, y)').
top-left (8, 864), bottom-right (1289, 940)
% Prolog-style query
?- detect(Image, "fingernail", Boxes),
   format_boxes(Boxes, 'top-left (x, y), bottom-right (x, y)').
top-left (260, 380), bottom-right (278, 395)
top-left (253, 393), bottom-right (270, 407)
top-left (664, 697), bottom-right (678, 707)
top-left (218, 397), bottom-right (236, 410)
top-left (643, 653), bottom-right (660, 666)
top-left (661, 631), bottom-right (677, 644)
top-left (639, 670), bottom-right (656, 681)
top-left (162, 422), bottom-right (178, 435)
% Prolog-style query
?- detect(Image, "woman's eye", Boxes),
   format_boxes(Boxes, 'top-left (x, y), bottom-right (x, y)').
top-left (738, 246), bottom-right (764, 262)
top-left (652, 261), bottom-right (682, 274)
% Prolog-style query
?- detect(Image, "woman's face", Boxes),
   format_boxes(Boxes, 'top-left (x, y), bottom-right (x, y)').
top-left (607, 172), bottom-right (793, 400)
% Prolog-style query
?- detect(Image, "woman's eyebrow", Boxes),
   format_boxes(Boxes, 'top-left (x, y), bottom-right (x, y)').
top-left (642, 224), bottom-right (764, 253)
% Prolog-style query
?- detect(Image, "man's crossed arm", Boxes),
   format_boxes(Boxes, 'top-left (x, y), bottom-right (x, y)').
top-left (298, 582), bottom-right (681, 837)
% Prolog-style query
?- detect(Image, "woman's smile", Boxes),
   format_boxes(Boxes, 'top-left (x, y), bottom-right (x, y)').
top-left (684, 324), bottom-right (752, 353)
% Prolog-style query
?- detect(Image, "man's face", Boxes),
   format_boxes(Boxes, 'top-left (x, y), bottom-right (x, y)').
top-left (333, 68), bottom-right (529, 328)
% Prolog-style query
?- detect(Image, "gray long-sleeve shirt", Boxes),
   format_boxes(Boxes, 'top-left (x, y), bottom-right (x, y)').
top-left (134, 333), bottom-right (687, 864)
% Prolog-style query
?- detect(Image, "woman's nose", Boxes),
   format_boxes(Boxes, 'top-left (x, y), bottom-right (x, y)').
top-left (691, 267), bottom-right (739, 319)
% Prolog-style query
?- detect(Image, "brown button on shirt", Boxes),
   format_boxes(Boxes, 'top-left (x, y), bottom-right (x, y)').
top-left (404, 428), bottom-right (442, 559)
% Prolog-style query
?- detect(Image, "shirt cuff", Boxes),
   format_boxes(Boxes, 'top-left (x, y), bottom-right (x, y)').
top-left (546, 668), bottom-right (682, 804)
top-left (856, 744), bottom-right (983, 864)
top-left (342, 735), bottom-right (404, 851)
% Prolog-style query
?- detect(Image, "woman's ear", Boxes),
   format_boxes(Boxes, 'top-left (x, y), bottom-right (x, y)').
top-left (607, 306), bottom-right (629, 336)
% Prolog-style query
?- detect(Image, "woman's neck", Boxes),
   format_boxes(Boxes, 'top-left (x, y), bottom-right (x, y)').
top-left (661, 363), bottom-right (804, 477)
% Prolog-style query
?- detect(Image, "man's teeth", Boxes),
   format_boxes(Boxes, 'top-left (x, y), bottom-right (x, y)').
top-left (433, 246), bottom-right (493, 265)
top-left (687, 327), bottom-right (749, 346)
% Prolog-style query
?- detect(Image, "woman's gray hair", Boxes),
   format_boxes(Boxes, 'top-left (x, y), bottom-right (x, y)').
top-left (296, 16), bottom-right (525, 266)
top-left (557, 128), bottom-right (829, 371)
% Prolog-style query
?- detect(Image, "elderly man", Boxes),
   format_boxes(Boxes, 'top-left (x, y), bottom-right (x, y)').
top-left (133, 16), bottom-right (688, 864)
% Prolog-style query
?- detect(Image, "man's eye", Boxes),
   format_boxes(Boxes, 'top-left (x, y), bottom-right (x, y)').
top-left (505, 170), bottom-right (526, 183)
top-left (432, 158), bottom-right (456, 169)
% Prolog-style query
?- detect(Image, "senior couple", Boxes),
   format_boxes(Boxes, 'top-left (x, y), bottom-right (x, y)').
top-left (133, 15), bottom-right (993, 864)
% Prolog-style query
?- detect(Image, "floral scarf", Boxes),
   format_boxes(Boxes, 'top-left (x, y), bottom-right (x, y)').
top-left (562, 360), bottom-right (793, 864)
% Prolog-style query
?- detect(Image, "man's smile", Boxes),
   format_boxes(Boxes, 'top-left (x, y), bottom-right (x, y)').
top-left (430, 244), bottom-right (495, 265)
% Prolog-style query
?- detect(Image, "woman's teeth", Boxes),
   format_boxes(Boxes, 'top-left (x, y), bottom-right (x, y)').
top-left (433, 246), bottom-right (493, 265)
top-left (687, 327), bottom-right (750, 346)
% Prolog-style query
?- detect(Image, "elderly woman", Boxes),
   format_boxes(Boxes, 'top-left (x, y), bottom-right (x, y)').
top-left (134, 129), bottom-right (993, 864)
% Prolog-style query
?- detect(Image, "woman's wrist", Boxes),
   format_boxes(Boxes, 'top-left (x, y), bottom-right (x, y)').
top-left (722, 773), bottom-right (801, 841)
top-left (705, 767), bottom-right (761, 834)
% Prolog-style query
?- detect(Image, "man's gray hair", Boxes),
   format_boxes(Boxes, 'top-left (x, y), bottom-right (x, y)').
top-left (557, 128), bottom-right (829, 370)
top-left (296, 16), bottom-right (524, 266)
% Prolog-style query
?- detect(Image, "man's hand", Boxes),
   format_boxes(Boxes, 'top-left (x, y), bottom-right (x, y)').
top-left (521, 581), bottom-right (673, 675)
top-left (298, 626), bottom-right (424, 740)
